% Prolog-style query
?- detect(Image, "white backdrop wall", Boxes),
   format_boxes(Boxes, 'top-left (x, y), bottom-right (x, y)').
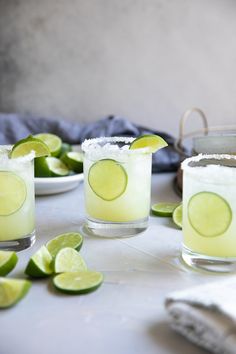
top-left (0, 0), bottom-right (236, 138)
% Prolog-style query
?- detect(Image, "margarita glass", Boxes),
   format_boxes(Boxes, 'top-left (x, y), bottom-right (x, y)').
top-left (182, 154), bottom-right (236, 272)
top-left (82, 137), bottom-right (152, 237)
top-left (0, 146), bottom-right (35, 251)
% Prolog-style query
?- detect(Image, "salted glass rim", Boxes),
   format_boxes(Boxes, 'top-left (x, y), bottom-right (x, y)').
top-left (182, 153), bottom-right (236, 171)
top-left (0, 145), bottom-right (35, 164)
top-left (81, 136), bottom-right (151, 154)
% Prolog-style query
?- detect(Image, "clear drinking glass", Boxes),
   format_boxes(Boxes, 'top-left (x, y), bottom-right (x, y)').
top-left (182, 154), bottom-right (236, 272)
top-left (0, 146), bottom-right (35, 251)
top-left (82, 137), bottom-right (152, 237)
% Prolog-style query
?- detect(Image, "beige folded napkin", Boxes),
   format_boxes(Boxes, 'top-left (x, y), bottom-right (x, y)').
top-left (165, 276), bottom-right (236, 354)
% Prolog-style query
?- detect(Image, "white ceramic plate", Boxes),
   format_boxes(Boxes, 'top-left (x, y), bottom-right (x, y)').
top-left (35, 173), bottom-right (84, 196)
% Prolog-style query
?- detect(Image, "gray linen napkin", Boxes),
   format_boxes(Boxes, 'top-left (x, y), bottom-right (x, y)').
top-left (165, 277), bottom-right (236, 354)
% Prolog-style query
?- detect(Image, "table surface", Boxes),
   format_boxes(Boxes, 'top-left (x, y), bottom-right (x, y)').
top-left (1, 173), bottom-right (215, 354)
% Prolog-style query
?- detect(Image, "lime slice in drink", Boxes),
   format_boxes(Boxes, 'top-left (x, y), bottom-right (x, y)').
top-left (0, 278), bottom-right (31, 308)
top-left (172, 204), bottom-right (182, 229)
top-left (129, 134), bottom-right (168, 153)
top-left (151, 202), bottom-right (180, 217)
top-left (54, 248), bottom-right (87, 273)
top-left (0, 251), bottom-right (18, 276)
top-left (46, 232), bottom-right (83, 258)
top-left (0, 172), bottom-right (27, 216)
top-left (25, 245), bottom-right (53, 278)
top-left (53, 271), bottom-right (103, 294)
top-left (46, 157), bottom-right (69, 177)
top-left (61, 152), bottom-right (83, 173)
top-left (188, 192), bottom-right (232, 237)
top-left (59, 143), bottom-right (72, 157)
top-left (88, 159), bottom-right (127, 201)
top-left (34, 133), bottom-right (62, 157)
top-left (11, 135), bottom-right (50, 158)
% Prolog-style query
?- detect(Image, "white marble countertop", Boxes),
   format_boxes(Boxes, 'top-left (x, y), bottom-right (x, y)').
top-left (1, 173), bottom-right (215, 354)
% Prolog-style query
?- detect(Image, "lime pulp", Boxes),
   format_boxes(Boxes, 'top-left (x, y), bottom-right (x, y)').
top-left (11, 135), bottom-right (50, 158)
top-left (172, 204), bottom-right (182, 229)
top-left (54, 248), bottom-right (87, 273)
top-left (46, 232), bottom-right (83, 258)
top-left (25, 245), bottom-right (53, 278)
top-left (53, 271), bottom-right (103, 294)
top-left (0, 251), bottom-right (18, 276)
top-left (0, 278), bottom-right (31, 308)
top-left (151, 202), bottom-right (180, 217)
top-left (34, 133), bottom-right (62, 157)
top-left (129, 134), bottom-right (168, 153)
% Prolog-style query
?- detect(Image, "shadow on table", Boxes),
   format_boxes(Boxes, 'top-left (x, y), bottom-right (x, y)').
top-left (148, 321), bottom-right (210, 354)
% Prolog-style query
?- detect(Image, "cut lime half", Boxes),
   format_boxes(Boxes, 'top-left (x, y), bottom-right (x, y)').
top-left (0, 278), bottom-right (31, 308)
top-left (25, 245), bottom-right (53, 278)
top-left (54, 248), bottom-right (87, 273)
top-left (61, 151), bottom-right (83, 173)
top-left (0, 251), bottom-right (18, 276)
top-left (53, 271), bottom-right (103, 294)
top-left (46, 232), bottom-right (83, 258)
top-left (0, 172), bottom-right (27, 216)
top-left (130, 134), bottom-right (168, 153)
top-left (88, 159), bottom-right (127, 201)
top-left (188, 192), bottom-right (232, 237)
top-left (46, 157), bottom-right (69, 177)
top-left (11, 135), bottom-right (50, 158)
top-left (34, 133), bottom-right (62, 157)
top-left (172, 204), bottom-right (182, 229)
top-left (151, 202), bottom-right (180, 217)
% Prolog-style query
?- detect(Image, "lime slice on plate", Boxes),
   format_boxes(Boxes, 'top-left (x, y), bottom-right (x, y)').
top-left (34, 133), bottom-right (62, 157)
top-left (172, 204), bottom-right (182, 229)
top-left (130, 134), bottom-right (168, 153)
top-left (46, 232), bottom-right (83, 258)
top-left (53, 271), bottom-right (103, 294)
top-left (0, 172), bottom-right (27, 216)
top-left (61, 151), bottom-right (83, 173)
top-left (88, 159), bottom-right (127, 201)
top-left (25, 245), bottom-right (53, 278)
top-left (59, 143), bottom-right (72, 157)
top-left (11, 135), bottom-right (50, 158)
top-left (54, 248), bottom-right (87, 273)
top-left (46, 157), bottom-right (69, 177)
top-left (151, 202), bottom-right (180, 217)
top-left (188, 192), bottom-right (232, 237)
top-left (0, 278), bottom-right (31, 308)
top-left (0, 251), bottom-right (18, 276)
top-left (34, 156), bottom-right (51, 177)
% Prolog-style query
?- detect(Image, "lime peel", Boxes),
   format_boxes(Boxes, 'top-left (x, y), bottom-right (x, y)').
top-left (25, 245), bottom-right (53, 278)
top-left (151, 202), bottom-right (180, 217)
top-left (0, 251), bottom-right (18, 276)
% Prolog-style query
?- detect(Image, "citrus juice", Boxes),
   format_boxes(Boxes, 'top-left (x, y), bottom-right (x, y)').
top-left (0, 147), bottom-right (35, 242)
top-left (182, 154), bottom-right (236, 261)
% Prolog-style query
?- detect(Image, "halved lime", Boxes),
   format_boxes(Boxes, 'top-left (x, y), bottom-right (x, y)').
top-left (151, 202), bottom-right (180, 217)
top-left (88, 159), bottom-right (127, 201)
top-left (46, 232), bottom-right (83, 258)
top-left (34, 133), bottom-right (62, 157)
top-left (53, 271), bottom-right (103, 294)
top-left (25, 245), bottom-right (53, 278)
top-left (11, 135), bottom-right (50, 158)
top-left (54, 248), bottom-right (87, 273)
top-left (34, 156), bottom-right (51, 177)
top-left (0, 172), bottom-right (27, 216)
top-left (129, 134), bottom-right (168, 153)
top-left (0, 278), bottom-right (31, 308)
top-left (46, 157), bottom-right (69, 177)
top-left (61, 151), bottom-right (83, 173)
top-left (59, 143), bottom-right (72, 157)
top-left (188, 192), bottom-right (232, 237)
top-left (0, 251), bottom-right (18, 276)
top-left (172, 204), bottom-right (182, 229)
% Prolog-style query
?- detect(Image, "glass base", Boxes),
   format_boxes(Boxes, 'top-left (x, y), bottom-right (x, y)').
top-left (84, 217), bottom-right (148, 238)
top-left (0, 231), bottom-right (36, 251)
top-left (182, 245), bottom-right (236, 273)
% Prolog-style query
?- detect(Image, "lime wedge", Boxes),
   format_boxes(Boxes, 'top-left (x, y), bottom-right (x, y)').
top-left (11, 135), bottom-right (50, 158)
top-left (34, 133), bottom-right (62, 157)
top-left (130, 134), bottom-right (168, 153)
top-left (88, 159), bottom-right (127, 201)
top-left (46, 232), bottom-right (83, 258)
top-left (54, 248), bottom-right (87, 273)
top-left (0, 278), bottom-right (31, 308)
top-left (53, 271), bottom-right (103, 294)
top-left (188, 192), bottom-right (232, 237)
top-left (0, 172), bottom-right (27, 216)
top-left (46, 157), bottom-right (69, 177)
top-left (59, 143), bottom-right (72, 157)
top-left (151, 202), bottom-right (180, 217)
top-left (61, 151), bottom-right (83, 173)
top-left (25, 245), bottom-right (53, 278)
top-left (172, 204), bottom-right (182, 229)
top-left (0, 251), bottom-right (18, 276)
top-left (34, 156), bottom-right (51, 177)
